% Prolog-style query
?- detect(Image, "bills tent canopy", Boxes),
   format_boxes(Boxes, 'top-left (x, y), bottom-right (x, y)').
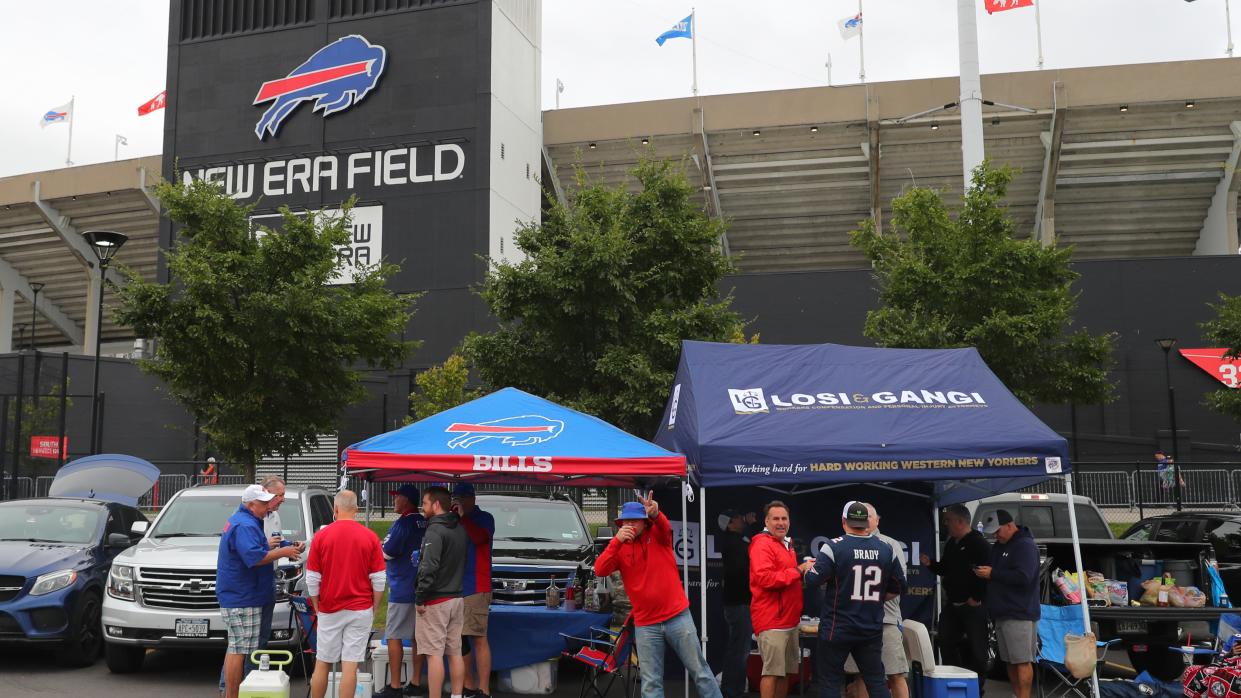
top-left (343, 387), bottom-right (687, 487)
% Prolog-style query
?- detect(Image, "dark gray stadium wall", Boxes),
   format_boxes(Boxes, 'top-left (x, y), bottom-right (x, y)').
top-left (726, 255), bottom-right (1241, 462)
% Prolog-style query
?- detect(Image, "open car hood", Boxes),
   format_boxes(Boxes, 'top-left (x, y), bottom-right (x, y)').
top-left (48, 453), bottom-right (160, 506)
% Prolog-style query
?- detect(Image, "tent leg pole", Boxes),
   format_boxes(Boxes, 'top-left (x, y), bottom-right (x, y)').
top-left (700, 486), bottom-right (708, 654)
top-left (932, 501), bottom-right (941, 643)
top-left (682, 478), bottom-right (690, 698)
top-left (1064, 473), bottom-right (1099, 698)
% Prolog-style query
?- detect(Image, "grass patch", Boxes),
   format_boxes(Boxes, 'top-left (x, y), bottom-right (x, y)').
top-left (368, 520), bottom-right (394, 629)
top-left (1109, 522), bottom-right (1131, 539)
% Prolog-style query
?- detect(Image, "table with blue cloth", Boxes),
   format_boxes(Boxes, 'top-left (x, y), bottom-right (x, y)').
top-left (488, 605), bottom-right (612, 671)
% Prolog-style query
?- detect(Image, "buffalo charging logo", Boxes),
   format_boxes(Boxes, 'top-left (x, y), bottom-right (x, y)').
top-left (445, 415), bottom-right (563, 473)
top-left (254, 35), bottom-right (387, 140)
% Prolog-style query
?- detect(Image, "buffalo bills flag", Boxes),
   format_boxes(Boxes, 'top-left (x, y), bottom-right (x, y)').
top-left (40, 97), bottom-right (74, 166)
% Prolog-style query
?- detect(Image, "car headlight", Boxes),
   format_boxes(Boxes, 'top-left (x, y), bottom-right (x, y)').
top-left (30, 569), bottom-right (78, 596)
top-left (108, 565), bottom-right (134, 601)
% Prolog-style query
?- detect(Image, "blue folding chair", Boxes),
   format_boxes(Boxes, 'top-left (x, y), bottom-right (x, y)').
top-left (1036, 604), bottom-right (1121, 698)
top-left (289, 596), bottom-right (319, 696)
top-left (1170, 612), bottom-right (1241, 665)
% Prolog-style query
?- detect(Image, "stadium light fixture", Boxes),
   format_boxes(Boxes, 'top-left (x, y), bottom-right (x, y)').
top-left (752, 129), bottom-right (761, 137)
top-left (1185, 100), bottom-right (1196, 109)
top-left (588, 143), bottom-right (596, 150)
top-left (810, 126), bottom-right (819, 133)
top-left (1119, 105), bottom-right (1129, 113)
top-left (930, 122), bottom-right (940, 131)
top-left (641, 137), bottom-right (649, 145)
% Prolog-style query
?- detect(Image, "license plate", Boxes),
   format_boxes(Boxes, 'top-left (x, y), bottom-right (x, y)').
top-left (1117, 620), bottom-right (1147, 635)
top-left (175, 618), bottom-right (209, 638)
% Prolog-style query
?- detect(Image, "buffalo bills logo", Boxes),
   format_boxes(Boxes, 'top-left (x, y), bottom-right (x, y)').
top-left (445, 415), bottom-right (565, 449)
top-left (253, 34), bottom-right (387, 140)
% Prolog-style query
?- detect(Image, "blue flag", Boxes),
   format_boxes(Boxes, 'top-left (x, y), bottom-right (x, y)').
top-left (656, 14), bottom-right (693, 46)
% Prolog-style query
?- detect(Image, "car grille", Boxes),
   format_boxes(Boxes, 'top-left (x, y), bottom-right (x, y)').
top-left (0, 575), bottom-right (25, 603)
top-left (491, 566), bottom-right (575, 605)
top-left (137, 567), bottom-right (219, 610)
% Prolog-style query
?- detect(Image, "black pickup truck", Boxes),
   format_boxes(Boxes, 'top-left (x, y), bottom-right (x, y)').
top-left (1037, 538), bottom-right (1233, 680)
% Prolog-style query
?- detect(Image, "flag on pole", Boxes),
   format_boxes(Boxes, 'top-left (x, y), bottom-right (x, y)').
top-left (656, 14), bottom-right (693, 46)
top-left (40, 102), bottom-right (72, 128)
top-left (838, 13), bottom-right (863, 40)
top-left (985, 0), bottom-right (1034, 13)
top-left (137, 90), bottom-right (166, 116)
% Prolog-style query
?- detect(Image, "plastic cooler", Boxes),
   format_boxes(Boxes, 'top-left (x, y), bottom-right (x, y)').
top-left (370, 641), bottom-right (415, 687)
top-left (498, 659), bottom-right (558, 694)
top-left (920, 666), bottom-right (979, 698)
top-left (325, 672), bottom-right (373, 698)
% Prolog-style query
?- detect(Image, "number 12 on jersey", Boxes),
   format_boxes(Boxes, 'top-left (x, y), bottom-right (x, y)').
top-left (850, 564), bottom-right (883, 602)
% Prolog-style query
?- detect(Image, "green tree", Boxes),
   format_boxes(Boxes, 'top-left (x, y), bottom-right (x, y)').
top-left (1201, 293), bottom-right (1241, 423)
top-left (11, 385), bottom-right (73, 479)
top-left (408, 354), bottom-right (483, 423)
top-left (464, 157), bottom-right (743, 437)
top-left (115, 178), bottom-right (416, 480)
top-left (850, 162), bottom-right (1113, 406)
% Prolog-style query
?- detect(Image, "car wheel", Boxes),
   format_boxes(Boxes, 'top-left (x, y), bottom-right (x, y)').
top-left (56, 589), bottom-right (103, 667)
top-left (104, 641), bottom-right (147, 674)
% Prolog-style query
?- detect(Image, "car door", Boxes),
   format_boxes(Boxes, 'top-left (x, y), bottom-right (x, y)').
top-left (1203, 518), bottom-right (1241, 599)
top-left (1155, 518), bottom-right (1202, 543)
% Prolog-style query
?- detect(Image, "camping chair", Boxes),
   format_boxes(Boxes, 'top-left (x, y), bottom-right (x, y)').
top-left (290, 596), bottom-right (319, 696)
top-left (561, 614), bottom-right (637, 698)
top-left (1036, 604), bottom-right (1121, 698)
top-left (1170, 612), bottom-right (1241, 665)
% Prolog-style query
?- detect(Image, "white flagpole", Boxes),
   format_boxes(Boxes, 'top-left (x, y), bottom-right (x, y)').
top-left (858, 0), bottom-right (866, 83)
top-left (1035, 0), bottom-right (1045, 68)
top-left (65, 96), bottom-right (75, 166)
top-left (957, 0), bottom-right (985, 188)
top-left (826, 51), bottom-right (833, 86)
top-left (1227, 0), bottom-right (1235, 57)
top-left (691, 7), bottom-right (699, 96)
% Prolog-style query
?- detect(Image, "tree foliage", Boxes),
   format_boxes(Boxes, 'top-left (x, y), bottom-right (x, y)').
top-left (408, 354), bottom-right (483, 423)
top-left (115, 178), bottom-right (416, 479)
top-left (1202, 293), bottom-right (1241, 423)
top-left (850, 162), bottom-right (1114, 406)
top-left (464, 157), bottom-right (743, 437)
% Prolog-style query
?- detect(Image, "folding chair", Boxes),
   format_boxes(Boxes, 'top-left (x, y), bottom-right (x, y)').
top-left (1170, 612), bottom-right (1241, 665)
top-left (561, 615), bottom-right (638, 698)
top-left (290, 596), bottom-right (320, 697)
top-left (1036, 604), bottom-right (1121, 698)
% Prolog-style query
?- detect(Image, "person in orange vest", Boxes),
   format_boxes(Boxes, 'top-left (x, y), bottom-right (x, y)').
top-left (200, 456), bottom-right (219, 485)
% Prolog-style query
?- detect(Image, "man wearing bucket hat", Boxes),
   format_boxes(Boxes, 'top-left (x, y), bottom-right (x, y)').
top-left (595, 492), bottom-right (723, 698)
top-left (218, 484), bottom-right (302, 698)
top-left (375, 484), bottom-right (429, 698)
top-left (975, 509), bottom-right (1040, 698)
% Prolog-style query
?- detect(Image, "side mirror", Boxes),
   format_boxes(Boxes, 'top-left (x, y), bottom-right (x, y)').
top-left (130, 521), bottom-right (149, 535)
top-left (107, 533), bottom-right (133, 549)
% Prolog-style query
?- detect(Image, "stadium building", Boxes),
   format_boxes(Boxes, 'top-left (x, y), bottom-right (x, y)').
top-left (0, 0), bottom-right (1238, 481)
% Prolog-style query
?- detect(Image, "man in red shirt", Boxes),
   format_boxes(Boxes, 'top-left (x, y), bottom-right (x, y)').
top-left (307, 490), bottom-right (387, 698)
top-left (594, 492), bottom-right (722, 698)
top-left (750, 501), bottom-right (814, 698)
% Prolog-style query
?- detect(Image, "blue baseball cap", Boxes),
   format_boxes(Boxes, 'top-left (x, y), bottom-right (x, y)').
top-left (389, 484), bottom-right (420, 502)
top-left (616, 501), bottom-right (648, 523)
top-left (451, 482), bottom-right (476, 498)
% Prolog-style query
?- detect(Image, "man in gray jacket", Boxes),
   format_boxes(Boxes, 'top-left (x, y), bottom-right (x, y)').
top-left (416, 486), bottom-right (468, 698)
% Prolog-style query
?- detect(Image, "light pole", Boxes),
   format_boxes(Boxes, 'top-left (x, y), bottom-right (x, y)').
top-left (1156, 338), bottom-right (1182, 511)
top-left (29, 282), bottom-right (43, 351)
top-left (83, 230), bottom-right (127, 455)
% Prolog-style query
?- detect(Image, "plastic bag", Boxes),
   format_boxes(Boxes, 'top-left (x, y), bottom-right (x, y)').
top-left (1086, 573), bottom-right (1109, 602)
top-left (1168, 586), bottom-right (1188, 608)
top-left (1183, 586), bottom-right (1207, 608)
top-left (1107, 580), bottom-right (1129, 607)
top-left (1055, 570), bottom-right (1083, 604)
top-left (1140, 578), bottom-right (1170, 606)
top-left (1065, 631), bottom-right (1097, 679)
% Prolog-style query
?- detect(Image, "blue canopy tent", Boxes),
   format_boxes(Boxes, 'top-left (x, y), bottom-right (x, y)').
top-left (654, 341), bottom-right (1097, 695)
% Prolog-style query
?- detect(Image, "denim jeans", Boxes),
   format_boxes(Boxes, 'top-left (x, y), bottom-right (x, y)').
top-left (218, 601), bottom-right (275, 691)
top-left (721, 605), bottom-right (752, 698)
top-left (634, 609), bottom-right (724, 698)
top-left (816, 634), bottom-right (888, 698)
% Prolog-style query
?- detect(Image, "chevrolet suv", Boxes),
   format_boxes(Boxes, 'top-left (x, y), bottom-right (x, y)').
top-left (101, 484), bottom-right (335, 673)
top-left (481, 492), bottom-right (598, 604)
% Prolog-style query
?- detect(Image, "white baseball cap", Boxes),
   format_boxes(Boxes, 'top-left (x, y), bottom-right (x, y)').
top-left (241, 484), bottom-right (276, 503)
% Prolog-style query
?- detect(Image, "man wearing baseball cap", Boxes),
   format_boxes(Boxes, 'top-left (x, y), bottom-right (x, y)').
top-left (595, 492), bottom-right (722, 698)
top-left (375, 485), bottom-right (429, 698)
top-left (804, 501), bottom-right (905, 698)
top-left (217, 484), bottom-right (302, 698)
top-left (719, 509), bottom-right (757, 698)
top-left (451, 483), bottom-right (495, 698)
top-left (975, 510), bottom-right (1040, 698)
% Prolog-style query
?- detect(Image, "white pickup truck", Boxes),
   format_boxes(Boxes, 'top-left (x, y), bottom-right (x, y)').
top-left (101, 484), bottom-right (336, 673)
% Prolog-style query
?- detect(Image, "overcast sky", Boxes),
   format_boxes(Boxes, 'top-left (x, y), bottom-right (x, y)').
top-left (0, 0), bottom-right (1236, 178)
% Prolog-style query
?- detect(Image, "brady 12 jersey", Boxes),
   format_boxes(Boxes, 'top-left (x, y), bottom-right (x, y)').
top-left (805, 532), bottom-right (905, 642)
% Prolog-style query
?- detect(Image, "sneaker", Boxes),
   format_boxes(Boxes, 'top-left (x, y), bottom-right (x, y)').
top-left (403, 684), bottom-right (426, 698)
top-left (374, 687), bottom-right (403, 698)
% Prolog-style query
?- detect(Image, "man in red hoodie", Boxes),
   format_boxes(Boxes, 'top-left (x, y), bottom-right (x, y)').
top-left (750, 501), bottom-right (815, 698)
top-left (595, 492), bottom-right (722, 698)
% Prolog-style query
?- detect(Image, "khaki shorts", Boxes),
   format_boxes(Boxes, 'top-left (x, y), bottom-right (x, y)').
top-left (462, 592), bottom-right (492, 637)
top-left (758, 628), bottom-right (800, 676)
top-left (845, 625), bottom-right (907, 675)
top-left (415, 598), bottom-right (464, 657)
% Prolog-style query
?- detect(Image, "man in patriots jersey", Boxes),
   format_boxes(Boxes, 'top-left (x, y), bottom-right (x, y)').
top-left (452, 483), bottom-right (495, 698)
top-left (804, 501), bottom-right (905, 698)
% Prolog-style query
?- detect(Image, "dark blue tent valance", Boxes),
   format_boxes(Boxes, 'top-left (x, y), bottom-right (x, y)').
top-left (654, 341), bottom-right (1071, 505)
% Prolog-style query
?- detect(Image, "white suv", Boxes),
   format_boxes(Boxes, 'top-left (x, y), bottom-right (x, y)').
top-left (101, 484), bottom-right (337, 673)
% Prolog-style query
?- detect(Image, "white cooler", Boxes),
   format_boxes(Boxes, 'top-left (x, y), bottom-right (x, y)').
top-left (498, 659), bottom-right (559, 695)
top-left (370, 641), bottom-right (416, 687)
top-left (325, 671), bottom-right (373, 698)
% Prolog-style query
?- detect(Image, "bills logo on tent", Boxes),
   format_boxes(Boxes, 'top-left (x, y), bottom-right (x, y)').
top-left (445, 415), bottom-right (565, 449)
top-left (253, 34), bottom-right (387, 140)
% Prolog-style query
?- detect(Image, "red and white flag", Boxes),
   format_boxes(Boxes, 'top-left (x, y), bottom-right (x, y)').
top-left (985, 0), bottom-right (1034, 13)
top-left (137, 90), bottom-right (166, 116)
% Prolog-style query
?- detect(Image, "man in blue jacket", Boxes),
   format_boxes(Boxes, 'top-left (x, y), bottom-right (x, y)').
top-left (218, 485), bottom-right (302, 698)
top-left (375, 484), bottom-right (429, 698)
top-left (975, 510), bottom-right (1040, 698)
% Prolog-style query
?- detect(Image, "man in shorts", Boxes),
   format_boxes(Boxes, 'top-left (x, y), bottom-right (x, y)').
top-left (217, 485), bottom-right (301, 698)
top-left (976, 510), bottom-right (1040, 698)
top-left (749, 500), bottom-right (810, 698)
top-left (452, 483), bottom-right (495, 698)
top-left (307, 490), bottom-right (387, 698)
top-left (416, 486), bottom-right (468, 698)
top-left (375, 484), bottom-right (429, 698)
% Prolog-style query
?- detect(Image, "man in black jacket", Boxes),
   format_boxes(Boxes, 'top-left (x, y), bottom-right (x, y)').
top-left (976, 510), bottom-right (1040, 698)
top-left (718, 509), bottom-right (757, 698)
top-left (416, 486), bottom-right (468, 698)
top-left (921, 504), bottom-right (991, 694)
